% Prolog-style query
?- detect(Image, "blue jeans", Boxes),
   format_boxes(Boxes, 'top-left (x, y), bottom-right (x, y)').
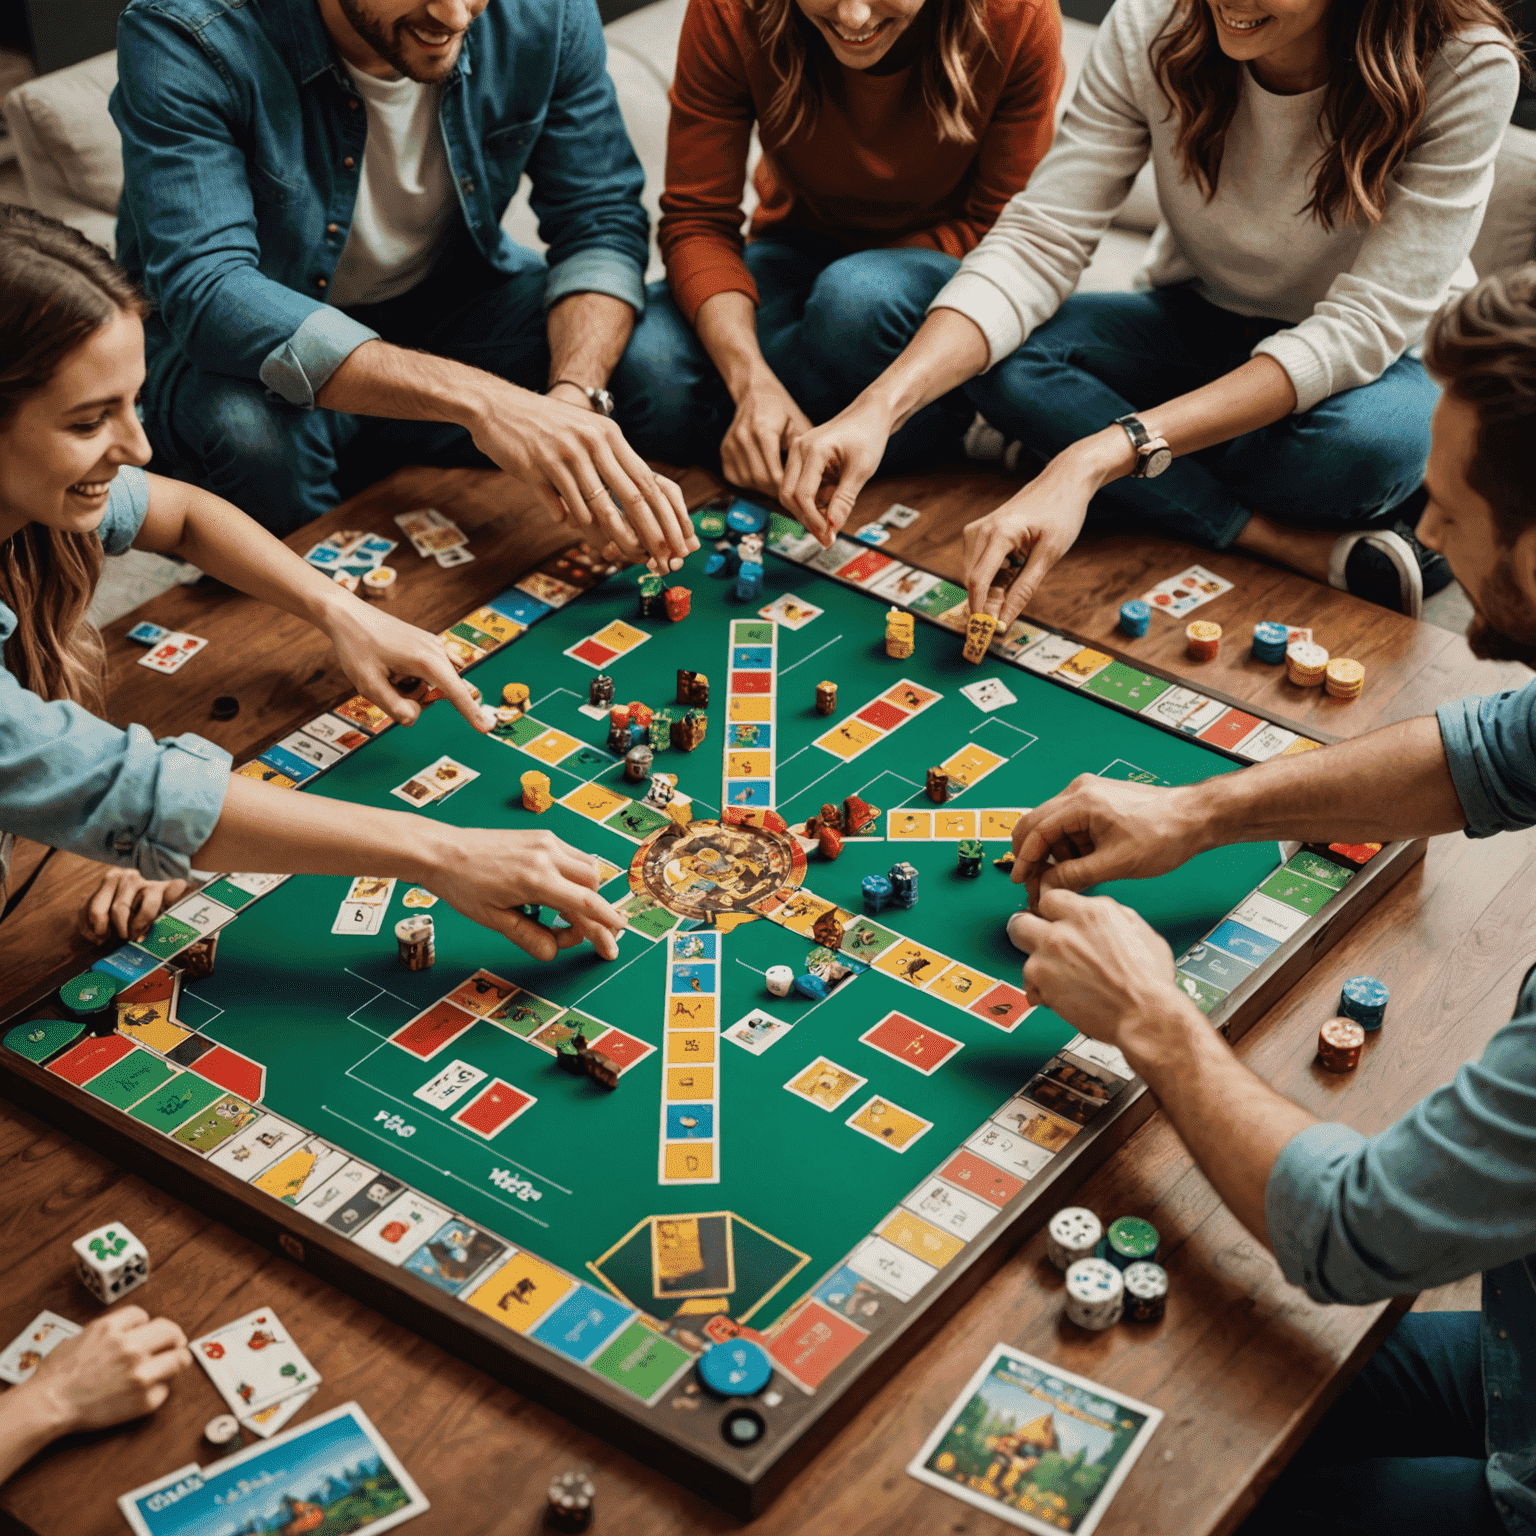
top-left (145, 231), bottom-right (555, 535)
top-left (613, 235), bottom-right (972, 475)
top-left (1240, 1311), bottom-right (1502, 1536)
top-left (965, 285), bottom-right (1438, 549)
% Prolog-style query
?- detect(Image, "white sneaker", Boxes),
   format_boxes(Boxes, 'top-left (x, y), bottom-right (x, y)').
top-left (1328, 529), bottom-right (1424, 619)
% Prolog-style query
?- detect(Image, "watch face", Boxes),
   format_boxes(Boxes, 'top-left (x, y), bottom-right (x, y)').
top-left (592, 388), bottom-right (616, 419)
top-left (1144, 445), bottom-right (1173, 478)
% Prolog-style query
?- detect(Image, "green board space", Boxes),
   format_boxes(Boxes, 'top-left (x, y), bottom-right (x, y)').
top-left (147, 541), bottom-right (1280, 1333)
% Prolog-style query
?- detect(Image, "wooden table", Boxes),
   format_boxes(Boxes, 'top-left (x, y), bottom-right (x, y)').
top-left (1, 462), bottom-right (1523, 1536)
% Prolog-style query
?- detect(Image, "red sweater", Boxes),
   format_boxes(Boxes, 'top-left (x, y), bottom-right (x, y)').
top-left (659, 0), bottom-right (1065, 323)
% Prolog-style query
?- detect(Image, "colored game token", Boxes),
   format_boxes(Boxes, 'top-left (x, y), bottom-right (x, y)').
top-left (677, 669), bottom-right (709, 707)
top-left (1185, 620), bottom-right (1222, 662)
top-left (58, 970), bottom-right (121, 1027)
top-left (1252, 621), bottom-right (1290, 664)
top-left (815, 680), bottom-right (837, 715)
top-left (1339, 975), bottom-right (1389, 1030)
top-left (962, 611), bottom-right (998, 664)
top-left (740, 534), bottom-right (765, 563)
top-left (794, 974), bottom-right (829, 1001)
top-left (1103, 1215), bottom-right (1159, 1270)
top-left (736, 562), bottom-right (764, 601)
top-left (727, 502), bottom-right (767, 534)
top-left (925, 766), bottom-right (949, 804)
top-left (396, 916), bottom-right (434, 971)
top-left (1325, 657), bottom-right (1365, 699)
top-left (1122, 1261), bottom-right (1169, 1323)
top-left (697, 509), bottom-right (727, 538)
top-left (665, 586), bottom-right (692, 621)
top-left (501, 681), bottom-right (530, 714)
top-left (589, 674), bottom-right (614, 710)
top-left (1064, 1258), bottom-right (1123, 1330)
top-left (545, 1470), bottom-right (596, 1533)
top-left (817, 825), bottom-right (844, 860)
top-left (204, 1414), bottom-right (241, 1447)
top-left (1317, 1016), bottom-right (1366, 1072)
top-left (3, 1016), bottom-right (85, 1063)
top-left (765, 965), bottom-right (794, 998)
top-left (1047, 1207), bottom-right (1103, 1272)
top-left (698, 1339), bottom-right (773, 1398)
top-left (1118, 599), bottom-right (1151, 638)
top-left (703, 551), bottom-right (727, 577)
top-left (211, 694), bottom-right (240, 721)
top-left (888, 862), bottom-right (918, 909)
top-left (957, 838), bottom-right (984, 878)
top-left (862, 875), bottom-right (891, 915)
top-left (361, 565), bottom-right (396, 599)
top-left (624, 744), bottom-right (653, 782)
top-left (1286, 641), bottom-right (1330, 687)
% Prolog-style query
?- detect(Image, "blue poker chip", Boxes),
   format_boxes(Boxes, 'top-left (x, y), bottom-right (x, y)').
top-left (1252, 621), bottom-right (1289, 664)
top-left (1118, 600), bottom-right (1151, 638)
top-left (726, 502), bottom-right (767, 534)
top-left (1339, 975), bottom-right (1389, 1029)
top-left (698, 1339), bottom-right (773, 1398)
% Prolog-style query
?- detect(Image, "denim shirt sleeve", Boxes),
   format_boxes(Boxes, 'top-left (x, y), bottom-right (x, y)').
top-left (1437, 679), bottom-right (1536, 838)
top-left (524, 0), bottom-right (649, 314)
top-left (110, 9), bottom-right (377, 406)
top-left (1266, 1002), bottom-right (1536, 1304)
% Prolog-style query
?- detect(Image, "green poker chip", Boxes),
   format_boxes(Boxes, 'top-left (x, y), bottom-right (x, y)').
top-left (4, 1016), bottom-right (86, 1063)
top-left (57, 970), bottom-right (121, 1018)
top-left (697, 510), bottom-right (727, 538)
top-left (1105, 1216), bottom-right (1160, 1268)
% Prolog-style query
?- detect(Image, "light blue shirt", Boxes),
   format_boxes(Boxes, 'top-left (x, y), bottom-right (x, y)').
top-left (1266, 677), bottom-right (1536, 1533)
top-left (0, 468), bottom-right (230, 884)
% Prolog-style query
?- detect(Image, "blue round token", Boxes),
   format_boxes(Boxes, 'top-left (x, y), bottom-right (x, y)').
top-left (726, 503), bottom-right (767, 534)
top-left (698, 1339), bottom-right (773, 1398)
top-left (1118, 600), bottom-right (1151, 637)
top-left (1340, 975), bottom-right (1389, 1029)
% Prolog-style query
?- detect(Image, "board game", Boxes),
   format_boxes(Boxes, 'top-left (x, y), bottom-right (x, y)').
top-left (1, 502), bottom-right (1421, 1516)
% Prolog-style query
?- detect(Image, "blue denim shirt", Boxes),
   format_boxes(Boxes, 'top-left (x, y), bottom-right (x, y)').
top-left (1267, 677), bottom-right (1536, 1533)
top-left (0, 469), bottom-right (230, 884)
top-left (110, 0), bottom-right (648, 410)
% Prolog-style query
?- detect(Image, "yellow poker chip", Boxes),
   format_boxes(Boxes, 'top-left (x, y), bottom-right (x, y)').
top-left (1186, 620), bottom-right (1222, 641)
top-left (1326, 657), bottom-right (1364, 686)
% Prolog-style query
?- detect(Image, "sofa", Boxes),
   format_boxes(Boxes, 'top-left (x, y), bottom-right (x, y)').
top-left (6, 1), bottom-right (1535, 313)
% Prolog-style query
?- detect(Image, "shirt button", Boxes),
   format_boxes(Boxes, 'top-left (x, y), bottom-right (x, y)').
top-left (327, 223), bottom-right (338, 234)
top-left (1500, 1329), bottom-right (1509, 1339)
top-left (343, 156), bottom-right (355, 169)
top-left (316, 277), bottom-right (328, 289)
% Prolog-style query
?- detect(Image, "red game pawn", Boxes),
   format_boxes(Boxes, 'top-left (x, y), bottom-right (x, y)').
top-left (817, 825), bottom-right (844, 860)
top-left (665, 586), bottom-right (692, 622)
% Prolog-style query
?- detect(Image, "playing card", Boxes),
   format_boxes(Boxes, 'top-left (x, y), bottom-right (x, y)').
top-left (390, 773), bottom-right (443, 808)
top-left (137, 633), bottom-right (208, 674)
top-left (722, 1008), bottom-right (793, 1056)
top-left (303, 541), bottom-right (342, 568)
top-left (126, 621), bottom-right (167, 645)
top-left (881, 502), bottom-right (922, 528)
top-left (959, 677), bottom-right (1017, 713)
top-left (393, 508), bottom-right (449, 537)
top-left (344, 875), bottom-right (396, 906)
top-left (435, 544), bottom-right (476, 567)
top-left (191, 1308), bottom-right (319, 1417)
top-left (414, 1058), bottom-right (487, 1108)
top-left (331, 899), bottom-right (384, 936)
top-left (0, 1309), bottom-right (81, 1384)
top-left (240, 1384), bottom-right (317, 1439)
top-left (417, 524), bottom-right (467, 554)
top-left (354, 533), bottom-right (397, 563)
top-left (274, 730), bottom-right (344, 770)
top-left (352, 1192), bottom-right (452, 1264)
top-left (422, 755), bottom-right (478, 801)
top-left (757, 594), bottom-right (823, 630)
top-left (1141, 562), bottom-right (1234, 619)
top-left (853, 522), bottom-right (890, 545)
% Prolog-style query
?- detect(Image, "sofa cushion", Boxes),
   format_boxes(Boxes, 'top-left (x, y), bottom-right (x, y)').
top-left (1471, 124), bottom-right (1536, 278)
top-left (4, 51), bottom-right (121, 219)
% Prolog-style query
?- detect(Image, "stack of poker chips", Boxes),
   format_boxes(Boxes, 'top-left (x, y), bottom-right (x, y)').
top-left (1339, 975), bottom-right (1389, 1030)
top-left (735, 561), bottom-right (764, 601)
top-left (1118, 599), bottom-right (1151, 638)
top-left (589, 673), bottom-right (614, 710)
top-left (1103, 1215), bottom-right (1160, 1270)
top-left (58, 970), bottom-right (121, 1032)
top-left (501, 681), bottom-right (530, 715)
top-left (637, 571), bottom-right (667, 618)
top-left (676, 669), bottom-right (710, 707)
top-left (1185, 619), bottom-right (1222, 662)
top-left (815, 680), bottom-right (838, 715)
top-left (1325, 656), bottom-right (1365, 700)
top-left (888, 861), bottom-right (919, 909)
top-left (862, 874), bottom-right (892, 914)
top-left (648, 709), bottom-right (673, 751)
top-left (1064, 1258), bottom-right (1124, 1330)
top-left (395, 915), bottom-right (435, 972)
top-left (1122, 1261), bottom-right (1170, 1323)
top-left (1046, 1207), bottom-right (1103, 1272)
top-left (843, 794), bottom-right (880, 835)
top-left (664, 586), bottom-right (692, 621)
top-left (1317, 1016), bottom-right (1366, 1072)
top-left (606, 705), bottom-right (631, 756)
top-left (545, 1470), bottom-right (596, 1534)
top-left (885, 608), bottom-right (915, 659)
top-left (520, 769), bottom-right (553, 813)
top-left (1286, 641), bottom-right (1330, 687)
top-left (925, 766), bottom-right (950, 804)
top-left (627, 701), bottom-right (654, 746)
top-left (1251, 621), bottom-right (1290, 664)
top-left (957, 838), bottom-right (984, 878)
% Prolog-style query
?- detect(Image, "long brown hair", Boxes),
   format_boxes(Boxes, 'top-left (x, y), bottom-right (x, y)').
top-left (1152, 0), bottom-right (1519, 231)
top-left (751, 0), bottom-right (995, 147)
top-left (0, 206), bottom-right (145, 709)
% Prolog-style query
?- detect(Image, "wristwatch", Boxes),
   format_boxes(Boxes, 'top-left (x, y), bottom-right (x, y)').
top-left (1113, 413), bottom-right (1172, 479)
top-left (549, 378), bottom-right (615, 418)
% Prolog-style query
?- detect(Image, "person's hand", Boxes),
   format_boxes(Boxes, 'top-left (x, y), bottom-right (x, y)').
top-left (720, 376), bottom-right (813, 498)
top-left (26, 1307), bottom-right (192, 1435)
top-left (962, 455), bottom-right (1097, 626)
top-left (1010, 776), bottom-right (1209, 907)
top-left (322, 601), bottom-right (495, 733)
top-left (79, 871), bottom-right (190, 943)
top-left (470, 388), bottom-right (697, 574)
top-left (1007, 889), bottom-right (1192, 1046)
top-left (780, 397), bottom-right (896, 545)
top-left (424, 828), bottom-right (628, 961)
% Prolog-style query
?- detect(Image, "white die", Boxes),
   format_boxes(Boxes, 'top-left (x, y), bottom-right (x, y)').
top-left (71, 1222), bottom-right (149, 1304)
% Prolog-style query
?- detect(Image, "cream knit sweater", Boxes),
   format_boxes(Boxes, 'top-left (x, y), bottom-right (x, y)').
top-left (932, 0), bottom-right (1519, 411)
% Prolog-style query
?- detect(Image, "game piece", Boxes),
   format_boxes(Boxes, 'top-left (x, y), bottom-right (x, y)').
top-left (1317, 1016), bottom-right (1366, 1072)
top-left (624, 744), bottom-right (653, 782)
top-left (500, 682), bottom-right (530, 714)
top-left (736, 562), bottom-right (764, 601)
top-left (817, 801), bottom-right (842, 832)
top-left (1252, 620), bottom-right (1289, 664)
top-left (993, 853), bottom-right (1016, 872)
top-left (925, 766), bottom-right (949, 804)
top-left (589, 674), bottom-right (614, 710)
top-left (1104, 1215), bottom-right (1160, 1270)
top-left (961, 611), bottom-right (997, 664)
top-left (765, 965), bottom-right (794, 997)
top-left (727, 502), bottom-right (766, 534)
top-left (361, 565), bottom-right (396, 599)
top-left (794, 973), bottom-right (829, 1001)
top-left (668, 799), bottom-right (694, 833)
top-left (1185, 619), bottom-right (1222, 661)
top-left (1046, 1207), bottom-right (1103, 1271)
top-left (956, 838), bottom-right (983, 878)
top-left (862, 874), bottom-right (891, 914)
top-left (212, 694), bottom-right (240, 721)
top-left (704, 551), bottom-right (727, 577)
top-left (179, 932), bottom-right (219, 980)
top-left (648, 709), bottom-right (674, 751)
top-left (698, 1338), bottom-right (773, 1398)
top-left (644, 772), bottom-right (676, 810)
top-left (842, 795), bottom-right (880, 836)
top-left (1339, 975), bottom-right (1389, 1030)
top-left (665, 586), bottom-right (692, 622)
top-left (546, 1469), bottom-right (596, 1533)
top-left (395, 915), bottom-right (434, 970)
top-left (1118, 599), bottom-right (1151, 637)
top-left (1327, 840), bottom-right (1382, 866)
top-left (817, 825), bottom-right (843, 861)
top-left (557, 1040), bottom-right (585, 1075)
top-left (1286, 640), bottom-right (1330, 687)
top-left (581, 1041), bottom-right (621, 1091)
top-left (521, 770), bottom-right (553, 813)
top-left (606, 705), bottom-right (631, 755)
top-left (1064, 1258), bottom-right (1123, 1330)
top-left (628, 701), bottom-right (654, 730)
top-left (885, 608), bottom-right (915, 660)
top-left (888, 861), bottom-right (918, 909)
top-left (204, 1414), bottom-right (241, 1448)
top-left (811, 908), bottom-right (844, 951)
top-left (1122, 1261), bottom-right (1169, 1323)
top-left (671, 710), bottom-right (707, 752)
top-left (126, 621), bottom-right (168, 646)
top-left (58, 970), bottom-right (121, 1032)
top-left (697, 507), bottom-right (727, 538)
top-left (1325, 656), bottom-right (1365, 699)
top-left (72, 1222), bottom-right (148, 1304)
top-left (815, 680), bottom-right (837, 715)
top-left (638, 572), bottom-right (667, 618)
top-left (676, 669), bottom-right (709, 707)
top-left (739, 532), bottom-right (765, 563)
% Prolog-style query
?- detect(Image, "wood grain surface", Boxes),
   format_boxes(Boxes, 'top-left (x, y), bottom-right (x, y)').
top-left (0, 462), bottom-right (1520, 1536)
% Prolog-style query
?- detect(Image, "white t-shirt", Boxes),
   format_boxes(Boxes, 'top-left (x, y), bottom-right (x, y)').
top-left (328, 61), bottom-right (459, 308)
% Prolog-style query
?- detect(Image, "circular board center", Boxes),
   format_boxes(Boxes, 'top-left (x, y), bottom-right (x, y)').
top-left (629, 819), bottom-right (805, 923)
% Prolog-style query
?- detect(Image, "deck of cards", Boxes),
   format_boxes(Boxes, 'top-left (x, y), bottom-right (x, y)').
top-left (0, 1309), bottom-right (81, 1384)
top-left (393, 508), bottom-right (472, 567)
top-left (190, 1307), bottom-right (320, 1440)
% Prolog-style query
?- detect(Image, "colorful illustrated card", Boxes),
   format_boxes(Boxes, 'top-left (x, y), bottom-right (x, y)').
top-left (907, 1344), bottom-right (1162, 1535)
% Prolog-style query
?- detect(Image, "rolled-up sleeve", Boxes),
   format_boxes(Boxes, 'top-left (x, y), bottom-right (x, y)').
top-left (1437, 679), bottom-right (1536, 837)
top-left (1267, 1009), bottom-right (1536, 1305)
